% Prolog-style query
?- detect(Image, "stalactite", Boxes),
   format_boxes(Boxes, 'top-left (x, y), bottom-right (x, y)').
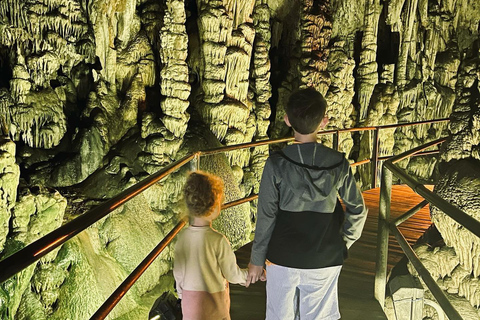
top-left (325, 40), bottom-right (355, 154)
top-left (196, 0), bottom-right (256, 168)
top-left (395, 0), bottom-right (419, 88)
top-left (0, 0), bottom-right (91, 149)
top-left (356, 0), bottom-right (381, 122)
top-left (299, 0), bottom-right (331, 96)
top-left (198, 2), bottom-right (231, 103)
top-left (137, 0), bottom-right (191, 174)
top-left (246, 0), bottom-right (272, 200)
top-left (271, 0), bottom-right (332, 139)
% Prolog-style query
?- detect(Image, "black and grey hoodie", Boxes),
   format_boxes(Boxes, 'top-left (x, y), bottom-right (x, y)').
top-left (250, 142), bottom-right (368, 269)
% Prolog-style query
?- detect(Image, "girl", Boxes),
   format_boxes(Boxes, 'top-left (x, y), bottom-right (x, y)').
top-left (174, 171), bottom-right (248, 320)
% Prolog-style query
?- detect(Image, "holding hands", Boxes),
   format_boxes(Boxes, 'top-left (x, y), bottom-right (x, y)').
top-left (246, 263), bottom-right (266, 288)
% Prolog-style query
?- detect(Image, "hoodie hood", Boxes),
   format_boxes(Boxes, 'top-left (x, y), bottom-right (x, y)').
top-left (273, 143), bottom-right (347, 212)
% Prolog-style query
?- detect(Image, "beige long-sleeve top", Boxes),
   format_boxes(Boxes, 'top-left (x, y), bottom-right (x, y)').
top-left (173, 226), bottom-right (247, 320)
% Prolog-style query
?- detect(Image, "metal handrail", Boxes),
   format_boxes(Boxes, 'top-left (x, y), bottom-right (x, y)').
top-left (90, 217), bottom-right (188, 320)
top-left (387, 138), bottom-right (480, 237)
top-left (90, 195), bottom-right (259, 320)
top-left (375, 137), bottom-right (480, 320)
top-left (0, 118), bottom-right (448, 283)
top-left (389, 225), bottom-right (462, 320)
top-left (0, 118), bottom-right (449, 318)
top-left (0, 153), bottom-right (197, 283)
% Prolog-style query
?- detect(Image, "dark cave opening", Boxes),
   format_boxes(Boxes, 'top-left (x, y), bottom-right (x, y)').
top-left (376, 6), bottom-right (400, 78)
top-left (0, 47), bottom-right (12, 90)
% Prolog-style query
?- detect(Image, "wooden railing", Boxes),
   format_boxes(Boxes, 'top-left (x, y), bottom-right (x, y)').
top-left (374, 138), bottom-right (480, 320)
top-left (0, 118), bottom-right (449, 319)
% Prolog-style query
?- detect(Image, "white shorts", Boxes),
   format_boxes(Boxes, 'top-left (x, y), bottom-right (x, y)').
top-left (266, 264), bottom-right (342, 320)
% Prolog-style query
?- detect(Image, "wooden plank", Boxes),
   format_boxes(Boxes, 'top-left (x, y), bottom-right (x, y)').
top-left (230, 185), bottom-right (432, 319)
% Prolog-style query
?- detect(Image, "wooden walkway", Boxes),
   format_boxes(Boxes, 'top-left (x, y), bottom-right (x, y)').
top-left (230, 185), bottom-right (433, 319)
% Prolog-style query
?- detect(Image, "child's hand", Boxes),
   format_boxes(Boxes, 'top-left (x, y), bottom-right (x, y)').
top-left (260, 269), bottom-right (266, 281)
top-left (246, 263), bottom-right (264, 287)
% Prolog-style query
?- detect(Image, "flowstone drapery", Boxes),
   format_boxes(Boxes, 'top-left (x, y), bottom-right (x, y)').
top-left (1, 186), bottom-right (67, 319)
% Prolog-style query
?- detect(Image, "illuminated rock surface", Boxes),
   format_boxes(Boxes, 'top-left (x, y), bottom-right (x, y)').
top-left (0, 139), bottom-right (20, 253)
top-left (401, 35), bottom-right (480, 319)
top-left (0, 0), bottom-right (479, 318)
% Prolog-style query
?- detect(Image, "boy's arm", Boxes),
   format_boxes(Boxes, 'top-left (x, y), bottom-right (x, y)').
top-left (338, 162), bottom-right (368, 249)
top-left (217, 237), bottom-right (248, 286)
top-left (248, 159), bottom-right (279, 285)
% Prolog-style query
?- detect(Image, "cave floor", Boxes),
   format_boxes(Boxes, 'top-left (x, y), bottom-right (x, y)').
top-left (231, 185), bottom-right (433, 320)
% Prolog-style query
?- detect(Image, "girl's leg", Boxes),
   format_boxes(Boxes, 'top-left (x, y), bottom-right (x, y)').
top-left (266, 264), bottom-right (300, 320)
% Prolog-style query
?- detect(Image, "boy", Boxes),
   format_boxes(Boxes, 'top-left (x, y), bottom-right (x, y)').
top-left (247, 88), bottom-right (368, 320)
top-left (174, 171), bottom-right (249, 320)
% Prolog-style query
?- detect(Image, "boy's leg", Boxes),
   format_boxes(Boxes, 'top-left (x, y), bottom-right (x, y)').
top-left (297, 265), bottom-right (342, 320)
top-left (266, 264), bottom-right (300, 320)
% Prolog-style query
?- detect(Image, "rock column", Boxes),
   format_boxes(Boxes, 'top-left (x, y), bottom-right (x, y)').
top-left (139, 0), bottom-right (191, 174)
top-left (271, 0), bottom-right (332, 139)
top-left (196, 0), bottom-right (256, 169)
top-left (0, 138), bottom-right (20, 253)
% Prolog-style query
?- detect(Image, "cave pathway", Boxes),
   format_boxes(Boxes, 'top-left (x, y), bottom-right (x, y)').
top-left (231, 185), bottom-right (433, 320)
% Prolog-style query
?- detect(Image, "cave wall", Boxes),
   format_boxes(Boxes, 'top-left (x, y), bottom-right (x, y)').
top-left (403, 34), bottom-right (480, 319)
top-left (0, 0), bottom-right (479, 319)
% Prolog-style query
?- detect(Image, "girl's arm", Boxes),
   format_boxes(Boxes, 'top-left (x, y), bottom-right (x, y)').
top-left (173, 242), bottom-right (183, 298)
top-left (217, 237), bottom-right (248, 286)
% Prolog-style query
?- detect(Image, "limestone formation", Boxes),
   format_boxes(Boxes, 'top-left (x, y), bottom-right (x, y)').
top-left (1, 0), bottom-right (92, 150)
top-left (1, 186), bottom-right (67, 319)
top-left (246, 0), bottom-right (272, 207)
top-left (271, 0), bottom-right (332, 139)
top-left (358, 82), bottom-right (399, 187)
top-left (195, 0), bottom-right (257, 170)
top-left (324, 41), bottom-right (355, 154)
top-left (441, 41), bottom-right (480, 163)
top-left (0, 0), bottom-right (479, 319)
top-left (399, 25), bottom-right (480, 319)
top-left (182, 122), bottom-right (252, 249)
top-left (356, 0), bottom-right (381, 123)
top-left (137, 0), bottom-right (191, 175)
top-left (0, 138), bottom-right (20, 253)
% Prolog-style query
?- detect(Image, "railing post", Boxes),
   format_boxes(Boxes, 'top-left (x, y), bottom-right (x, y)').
top-left (372, 128), bottom-right (380, 188)
top-left (375, 164), bottom-right (392, 308)
top-left (334, 130), bottom-right (340, 151)
top-left (191, 152), bottom-right (200, 171)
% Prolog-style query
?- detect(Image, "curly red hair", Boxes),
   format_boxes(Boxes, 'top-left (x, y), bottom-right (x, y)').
top-left (183, 171), bottom-right (224, 217)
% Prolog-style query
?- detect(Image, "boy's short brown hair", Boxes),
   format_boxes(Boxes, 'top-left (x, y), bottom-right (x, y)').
top-left (183, 171), bottom-right (224, 217)
top-left (286, 87), bottom-right (327, 134)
